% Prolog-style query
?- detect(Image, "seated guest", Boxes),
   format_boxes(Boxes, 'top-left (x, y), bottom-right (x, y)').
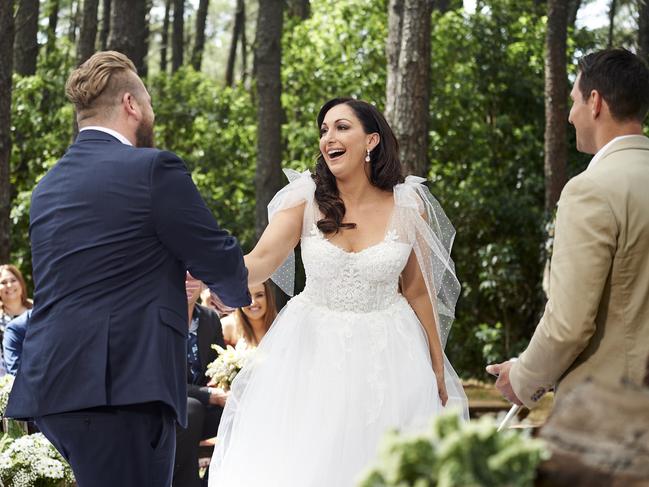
top-left (3, 309), bottom-right (32, 375)
top-left (220, 281), bottom-right (277, 347)
top-left (0, 265), bottom-right (33, 376)
top-left (173, 273), bottom-right (229, 487)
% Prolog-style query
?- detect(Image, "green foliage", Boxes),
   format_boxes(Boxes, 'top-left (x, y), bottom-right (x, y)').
top-left (149, 67), bottom-right (258, 249)
top-left (10, 43), bottom-right (75, 289)
top-left (6, 0), bottom-right (608, 379)
top-left (358, 412), bottom-right (549, 487)
top-left (282, 0), bottom-right (388, 168)
top-left (423, 2), bottom-right (593, 375)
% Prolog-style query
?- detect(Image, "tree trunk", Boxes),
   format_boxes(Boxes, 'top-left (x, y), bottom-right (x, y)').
top-left (385, 0), bottom-right (433, 177)
top-left (608, 0), bottom-right (617, 47)
top-left (172, 0), bottom-right (184, 72)
top-left (108, 0), bottom-right (147, 73)
top-left (143, 0), bottom-right (154, 78)
top-left (639, 0), bottom-right (649, 63)
top-left (567, 0), bottom-right (582, 27)
top-left (46, 0), bottom-right (61, 55)
top-left (544, 0), bottom-right (568, 212)
top-left (385, 0), bottom-right (403, 124)
top-left (191, 0), bottom-right (209, 71)
top-left (100, 0), bottom-right (111, 50)
top-left (69, 0), bottom-right (81, 45)
top-left (226, 0), bottom-right (245, 85)
top-left (135, 0), bottom-right (150, 76)
top-left (0, 0), bottom-right (15, 262)
top-left (254, 0), bottom-right (284, 238)
top-left (433, 0), bottom-right (450, 12)
top-left (160, 0), bottom-right (171, 73)
top-left (77, 0), bottom-right (100, 65)
top-left (13, 0), bottom-right (40, 76)
top-left (241, 0), bottom-right (248, 83)
top-left (287, 0), bottom-right (310, 19)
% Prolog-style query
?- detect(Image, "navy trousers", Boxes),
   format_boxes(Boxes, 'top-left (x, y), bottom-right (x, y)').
top-left (36, 402), bottom-right (176, 487)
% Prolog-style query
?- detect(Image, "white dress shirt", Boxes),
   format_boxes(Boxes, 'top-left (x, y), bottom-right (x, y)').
top-left (588, 135), bottom-right (637, 170)
top-left (79, 126), bottom-right (133, 146)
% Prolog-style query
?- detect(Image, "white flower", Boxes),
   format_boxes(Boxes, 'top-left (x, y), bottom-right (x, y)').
top-left (0, 374), bottom-right (15, 416)
top-left (385, 229), bottom-right (400, 242)
top-left (0, 432), bottom-right (75, 486)
top-left (310, 223), bottom-right (324, 239)
top-left (205, 341), bottom-right (256, 390)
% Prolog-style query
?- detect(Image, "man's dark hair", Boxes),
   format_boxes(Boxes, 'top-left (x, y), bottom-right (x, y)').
top-left (578, 48), bottom-right (649, 122)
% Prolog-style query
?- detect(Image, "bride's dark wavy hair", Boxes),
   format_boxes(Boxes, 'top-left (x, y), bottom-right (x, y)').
top-left (313, 98), bottom-right (403, 234)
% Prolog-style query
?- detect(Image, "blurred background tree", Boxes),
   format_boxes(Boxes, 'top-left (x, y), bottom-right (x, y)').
top-left (3, 0), bottom-right (646, 377)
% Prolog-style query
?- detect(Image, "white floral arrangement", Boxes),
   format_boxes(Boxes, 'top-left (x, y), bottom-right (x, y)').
top-left (0, 433), bottom-right (75, 487)
top-left (0, 375), bottom-right (75, 486)
top-left (205, 340), bottom-right (255, 390)
top-left (0, 374), bottom-right (14, 417)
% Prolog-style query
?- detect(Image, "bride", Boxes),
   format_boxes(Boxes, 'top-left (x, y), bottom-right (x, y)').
top-left (209, 98), bottom-right (468, 487)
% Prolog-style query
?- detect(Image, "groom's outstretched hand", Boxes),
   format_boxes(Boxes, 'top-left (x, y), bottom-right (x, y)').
top-left (486, 361), bottom-right (523, 406)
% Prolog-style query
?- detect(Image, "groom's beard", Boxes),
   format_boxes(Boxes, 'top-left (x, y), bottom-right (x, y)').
top-left (136, 118), bottom-right (155, 148)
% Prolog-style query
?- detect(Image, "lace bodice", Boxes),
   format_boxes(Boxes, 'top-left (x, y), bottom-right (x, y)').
top-left (300, 224), bottom-right (412, 313)
top-left (268, 169), bottom-right (460, 347)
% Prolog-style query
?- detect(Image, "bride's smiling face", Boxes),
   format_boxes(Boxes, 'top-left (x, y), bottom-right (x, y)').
top-left (319, 104), bottom-right (376, 178)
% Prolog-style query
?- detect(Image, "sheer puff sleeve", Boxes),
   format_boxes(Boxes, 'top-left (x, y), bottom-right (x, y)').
top-left (394, 175), bottom-right (460, 348)
top-left (395, 176), bottom-right (468, 420)
top-left (267, 169), bottom-right (316, 296)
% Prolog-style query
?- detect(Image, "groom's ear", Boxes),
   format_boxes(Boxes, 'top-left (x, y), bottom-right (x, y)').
top-left (590, 90), bottom-right (603, 119)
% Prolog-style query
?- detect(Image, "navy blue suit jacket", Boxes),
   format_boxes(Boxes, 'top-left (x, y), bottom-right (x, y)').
top-left (2, 309), bottom-right (31, 376)
top-left (5, 130), bottom-right (250, 427)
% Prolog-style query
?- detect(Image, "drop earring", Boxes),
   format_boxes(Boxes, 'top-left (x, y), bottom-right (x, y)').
top-left (365, 149), bottom-right (371, 163)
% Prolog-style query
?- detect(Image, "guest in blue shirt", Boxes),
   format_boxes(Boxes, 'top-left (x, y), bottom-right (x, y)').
top-left (3, 309), bottom-right (32, 375)
top-left (173, 273), bottom-right (228, 487)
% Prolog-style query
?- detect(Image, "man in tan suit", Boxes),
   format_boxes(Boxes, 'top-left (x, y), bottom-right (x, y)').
top-left (487, 48), bottom-right (649, 408)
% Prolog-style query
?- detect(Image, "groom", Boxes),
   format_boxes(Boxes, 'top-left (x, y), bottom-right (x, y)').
top-left (6, 51), bottom-right (251, 487)
top-left (488, 48), bottom-right (649, 408)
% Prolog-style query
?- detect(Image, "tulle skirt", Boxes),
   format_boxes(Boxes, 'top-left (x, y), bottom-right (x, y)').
top-left (209, 293), bottom-right (467, 487)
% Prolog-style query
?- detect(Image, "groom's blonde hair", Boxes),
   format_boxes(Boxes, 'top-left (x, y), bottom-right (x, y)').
top-left (65, 51), bottom-right (143, 122)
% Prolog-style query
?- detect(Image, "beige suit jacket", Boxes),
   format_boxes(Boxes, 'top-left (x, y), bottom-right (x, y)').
top-left (510, 135), bottom-right (649, 408)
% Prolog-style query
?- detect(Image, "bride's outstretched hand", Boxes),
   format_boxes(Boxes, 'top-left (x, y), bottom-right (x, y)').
top-left (436, 372), bottom-right (448, 406)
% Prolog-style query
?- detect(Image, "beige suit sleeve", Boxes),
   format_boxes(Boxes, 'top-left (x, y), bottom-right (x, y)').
top-left (510, 174), bottom-right (617, 408)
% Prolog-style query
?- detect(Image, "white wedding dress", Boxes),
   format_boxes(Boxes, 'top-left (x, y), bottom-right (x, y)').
top-left (209, 171), bottom-right (468, 487)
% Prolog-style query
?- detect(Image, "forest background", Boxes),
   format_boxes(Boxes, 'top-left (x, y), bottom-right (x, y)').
top-left (0, 0), bottom-right (647, 378)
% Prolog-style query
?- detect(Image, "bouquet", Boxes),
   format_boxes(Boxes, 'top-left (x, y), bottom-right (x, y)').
top-left (358, 412), bottom-right (549, 487)
top-left (205, 340), bottom-right (255, 390)
top-left (0, 433), bottom-right (75, 487)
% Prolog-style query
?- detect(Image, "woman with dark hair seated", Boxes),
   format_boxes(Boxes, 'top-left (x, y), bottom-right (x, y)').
top-left (209, 98), bottom-right (468, 486)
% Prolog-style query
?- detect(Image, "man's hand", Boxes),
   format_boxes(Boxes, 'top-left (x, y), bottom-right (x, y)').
top-left (486, 360), bottom-right (523, 406)
top-left (208, 387), bottom-right (229, 407)
top-left (208, 292), bottom-right (236, 316)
